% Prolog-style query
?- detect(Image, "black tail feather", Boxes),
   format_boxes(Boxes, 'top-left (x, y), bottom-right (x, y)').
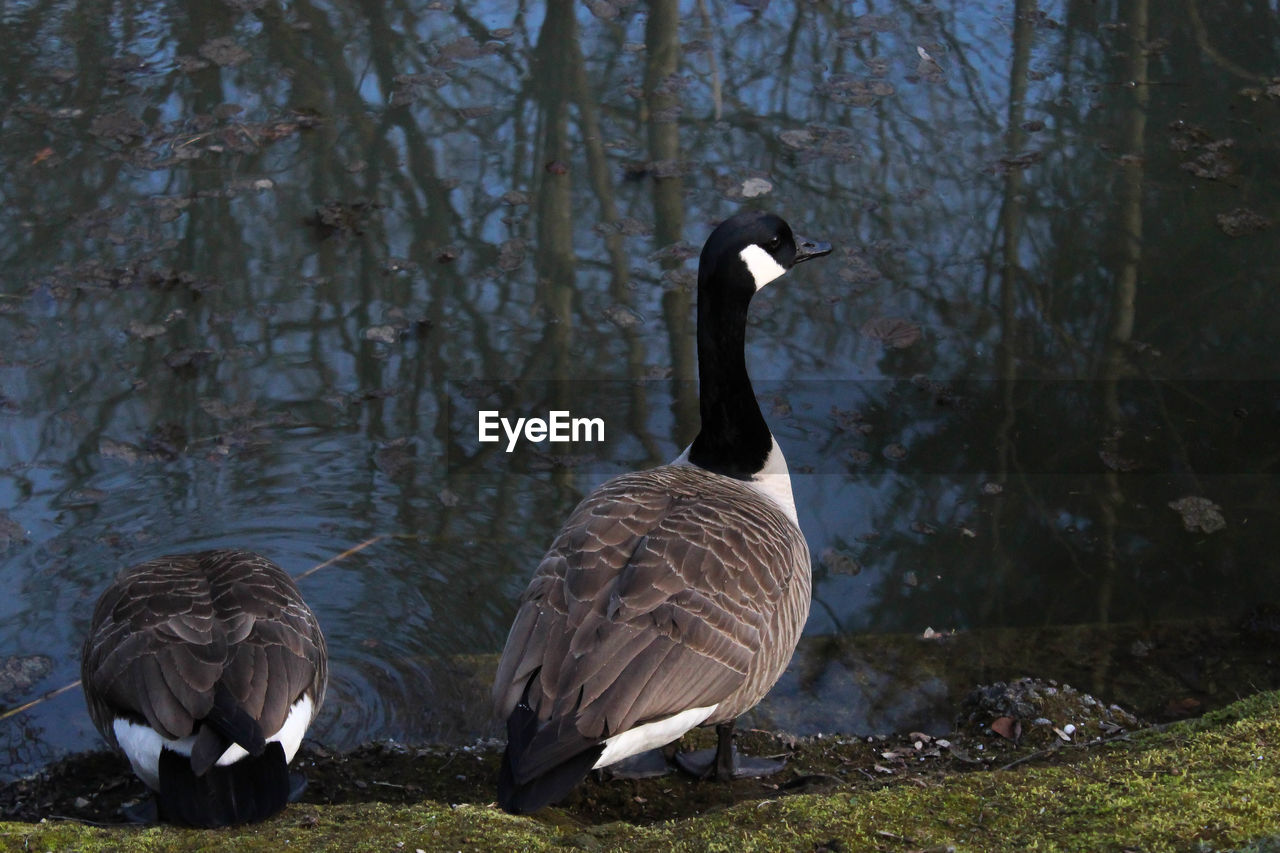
top-left (157, 741), bottom-right (291, 827)
top-left (191, 683), bottom-right (267, 776)
top-left (497, 697), bottom-right (603, 814)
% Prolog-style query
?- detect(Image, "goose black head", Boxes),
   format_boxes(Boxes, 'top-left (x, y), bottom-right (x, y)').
top-left (698, 210), bottom-right (832, 298)
top-left (688, 210), bottom-right (831, 479)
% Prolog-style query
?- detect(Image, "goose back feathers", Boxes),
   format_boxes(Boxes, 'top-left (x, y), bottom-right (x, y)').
top-left (493, 210), bottom-right (830, 813)
top-left (82, 549), bottom-right (326, 827)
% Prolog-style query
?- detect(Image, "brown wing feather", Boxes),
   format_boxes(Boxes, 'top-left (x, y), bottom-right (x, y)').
top-left (493, 464), bottom-right (810, 744)
top-left (81, 550), bottom-right (326, 747)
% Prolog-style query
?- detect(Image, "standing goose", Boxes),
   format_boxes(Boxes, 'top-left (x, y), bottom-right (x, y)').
top-left (82, 549), bottom-right (327, 827)
top-left (493, 210), bottom-right (831, 813)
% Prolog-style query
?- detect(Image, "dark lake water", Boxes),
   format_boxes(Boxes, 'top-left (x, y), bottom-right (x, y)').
top-left (1, 0), bottom-right (1278, 781)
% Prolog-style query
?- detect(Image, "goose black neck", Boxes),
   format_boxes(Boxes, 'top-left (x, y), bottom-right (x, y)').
top-left (687, 282), bottom-right (772, 479)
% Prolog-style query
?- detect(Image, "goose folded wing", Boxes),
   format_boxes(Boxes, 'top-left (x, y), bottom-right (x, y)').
top-left (499, 482), bottom-right (798, 742)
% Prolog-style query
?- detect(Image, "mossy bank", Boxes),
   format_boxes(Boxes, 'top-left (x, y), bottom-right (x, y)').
top-left (3, 690), bottom-right (1279, 852)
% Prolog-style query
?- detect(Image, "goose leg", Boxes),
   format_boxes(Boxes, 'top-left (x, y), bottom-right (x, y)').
top-left (288, 771), bottom-right (309, 802)
top-left (674, 721), bottom-right (788, 780)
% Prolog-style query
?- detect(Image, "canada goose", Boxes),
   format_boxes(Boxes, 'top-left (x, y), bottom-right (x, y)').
top-left (81, 549), bottom-right (327, 827)
top-left (492, 210), bottom-right (831, 813)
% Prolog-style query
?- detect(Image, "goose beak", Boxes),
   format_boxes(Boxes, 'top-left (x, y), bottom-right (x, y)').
top-left (792, 235), bottom-right (832, 265)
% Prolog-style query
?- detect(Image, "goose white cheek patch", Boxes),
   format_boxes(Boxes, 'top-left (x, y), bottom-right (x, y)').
top-left (739, 244), bottom-right (787, 290)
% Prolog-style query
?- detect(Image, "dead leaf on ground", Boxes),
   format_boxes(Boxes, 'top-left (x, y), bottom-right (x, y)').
top-left (990, 716), bottom-right (1021, 740)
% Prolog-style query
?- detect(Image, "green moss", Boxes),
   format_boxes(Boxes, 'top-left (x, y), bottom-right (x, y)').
top-left (5, 691), bottom-right (1280, 852)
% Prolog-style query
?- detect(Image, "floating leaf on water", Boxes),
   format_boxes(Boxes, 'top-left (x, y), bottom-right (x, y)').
top-left (175, 54), bottom-right (212, 74)
top-left (364, 325), bottom-right (399, 344)
top-left (1168, 495), bottom-right (1226, 534)
top-left (778, 129), bottom-right (815, 150)
top-left (374, 439), bottom-right (416, 477)
top-left (1216, 207), bottom-right (1272, 237)
top-left (164, 348), bottom-right (213, 376)
top-left (198, 37), bottom-right (252, 68)
top-left (1178, 137), bottom-right (1236, 179)
top-left (992, 150), bottom-right (1044, 174)
top-left (902, 570), bottom-right (919, 587)
top-left (820, 547), bottom-right (861, 576)
top-left (0, 654), bottom-right (53, 697)
top-left (125, 320), bottom-right (167, 340)
top-left (821, 75), bottom-right (895, 106)
top-left (306, 199), bottom-right (382, 239)
top-left (883, 443), bottom-right (908, 460)
top-left (390, 71), bottom-right (449, 105)
top-left (915, 46), bottom-right (944, 82)
top-left (660, 269), bottom-right (695, 292)
top-left (602, 304), bottom-right (644, 329)
top-left (648, 242), bottom-right (698, 264)
top-left (0, 512), bottom-right (27, 550)
top-left (585, 0), bottom-right (619, 19)
top-left (844, 448), bottom-right (871, 466)
top-left (614, 217), bottom-right (650, 236)
top-left (199, 399), bottom-right (255, 420)
top-left (99, 437), bottom-right (144, 464)
top-left (982, 482), bottom-right (1004, 495)
top-left (830, 406), bottom-right (864, 431)
top-left (59, 488), bottom-right (108, 508)
top-left (501, 190), bottom-right (529, 205)
top-left (861, 317), bottom-right (921, 348)
top-left (740, 177), bottom-right (773, 198)
top-left (89, 111), bottom-right (146, 144)
top-left (839, 252), bottom-right (883, 286)
top-left (496, 238), bottom-right (526, 271)
top-left (429, 36), bottom-right (494, 66)
top-left (438, 488), bottom-right (460, 507)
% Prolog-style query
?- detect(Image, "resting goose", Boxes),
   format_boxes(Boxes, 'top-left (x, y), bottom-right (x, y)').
top-left (81, 549), bottom-right (327, 827)
top-left (492, 209), bottom-right (831, 813)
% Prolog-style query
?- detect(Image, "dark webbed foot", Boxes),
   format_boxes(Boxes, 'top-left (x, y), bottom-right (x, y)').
top-left (602, 748), bottom-right (671, 779)
top-left (674, 721), bottom-right (788, 780)
top-left (122, 796), bottom-right (159, 824)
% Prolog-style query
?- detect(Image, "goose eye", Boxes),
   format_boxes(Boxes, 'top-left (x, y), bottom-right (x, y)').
top-left (766, 236), bottom-right (782, 251)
